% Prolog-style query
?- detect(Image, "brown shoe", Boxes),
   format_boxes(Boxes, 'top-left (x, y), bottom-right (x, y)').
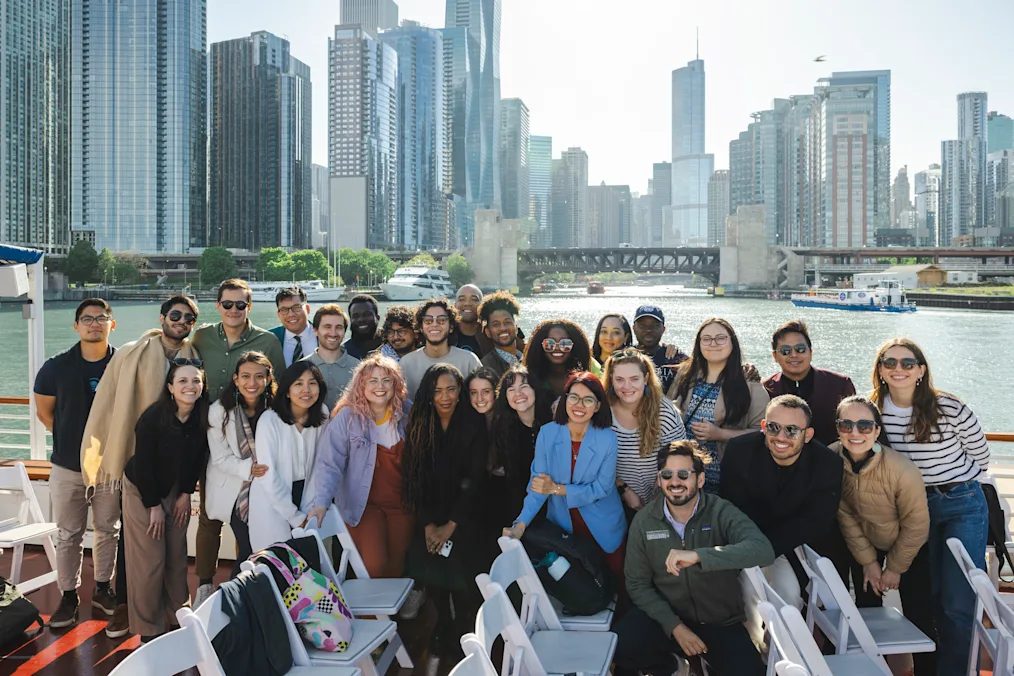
top-left (105, 604), bottom-right (130, 639)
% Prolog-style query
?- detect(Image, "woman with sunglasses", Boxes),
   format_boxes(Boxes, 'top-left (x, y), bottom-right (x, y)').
top-left (248, 361), bottom-right (330, 552)
top-left (523, 319), bottom-right (601, 398)
top-left (504, 372), bottom-right (627, 590)
top-left (593, 314), bottom-right (633, 364)
top-left (603, 348), bottom-right (687, 515)
top-left (122, 359), bottom-right (209, 641)
top-left (871, 338), bottom-right (990, 676)
top-left (669, 317), bottom-right (767, 492)
top-left (205, 352), bottom-right (276, 577)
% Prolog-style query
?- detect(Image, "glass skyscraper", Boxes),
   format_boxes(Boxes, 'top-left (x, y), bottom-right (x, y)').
top-left (499, 98), bottom-right (529, 220)
top-left (1, 0), bottom-right (70, 252)
top-left (528, 135), bottom-right (552, 248)
top-left (210, 32), bottom-right (311, 251)
top-left (71, 0), bottom-right (207, 253)
top-left (671, 59), bottom-right (712, 244)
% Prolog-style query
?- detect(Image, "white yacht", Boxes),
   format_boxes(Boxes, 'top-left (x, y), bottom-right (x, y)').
top-left (380, 267), bottom-right (456, 301)
top-left (246, 280), bottom-right (344, 303)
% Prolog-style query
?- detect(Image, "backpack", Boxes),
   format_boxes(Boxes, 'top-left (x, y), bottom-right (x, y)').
top-left (521, 519), bottom-right (614, 616)
top-left (981, 481), bottom-right (1014, 583)
top-left (252, 543), bottom-right (355, 652)
top-left (0, 576), bottom-right (42, 644)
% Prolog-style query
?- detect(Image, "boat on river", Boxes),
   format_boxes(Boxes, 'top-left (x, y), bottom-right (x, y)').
top-left (791, 280), bottom-right (916, 313)
top-left (247, 280), bottom-right (344, 303)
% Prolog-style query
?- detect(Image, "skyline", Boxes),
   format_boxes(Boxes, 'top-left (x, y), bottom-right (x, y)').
top-left (209, 0), bottom-right (1014, 195)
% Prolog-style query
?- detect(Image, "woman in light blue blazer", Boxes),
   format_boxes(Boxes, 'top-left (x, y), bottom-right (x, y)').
top-left (504, 371), bottom-right (627, 586)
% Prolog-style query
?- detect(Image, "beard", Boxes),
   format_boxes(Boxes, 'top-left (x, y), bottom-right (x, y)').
top-left (664, 483), bottom-right (699, 508)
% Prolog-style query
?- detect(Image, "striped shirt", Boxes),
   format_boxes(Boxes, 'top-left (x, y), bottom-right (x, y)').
top-left (881, 393), bottom-right (990, 486)
top-left (614, 398), bottom-right (687, 502)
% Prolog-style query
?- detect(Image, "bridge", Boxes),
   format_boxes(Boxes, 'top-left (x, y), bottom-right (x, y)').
top-left (517, 248), bottom-right (721, 285)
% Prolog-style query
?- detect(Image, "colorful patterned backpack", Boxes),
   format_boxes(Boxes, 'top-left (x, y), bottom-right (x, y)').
top-left (253, 542), bottom-right (354, 652)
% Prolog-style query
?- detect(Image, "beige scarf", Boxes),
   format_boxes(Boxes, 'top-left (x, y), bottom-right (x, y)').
top-left (80, 329), bottom-right (199, 489)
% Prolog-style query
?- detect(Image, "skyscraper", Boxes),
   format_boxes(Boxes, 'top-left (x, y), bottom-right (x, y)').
top-left (1, 0), bottom-right (70, 252)
top-left (528, 135), bottom-right (552, 247)
top-left (499, 99), bottom-right (530, 220)
top-left (727, 100), bottom-right (791, 245)
top-left (328, 24), bottom-right (398, 250)
top-left (71, 0), bottom-right (207, 253)
top-left (988, 111), bottom-right (1014, 153)
top-left (311, 164), bottom-right (331, 249)
top-left (339, 0), bottom-right (399, 32)
top-left (381, 22), bottom-right (452, 249)
top-left (671, 58), bottom-right (712, 243)
top-left (914, 164), bottom-right (940, 246)
top-left (986, 149), bottom-right (1013, 233)
top-left (651, 162), bottom-right (673, 246)
top-left (941, 92), bottom-right (988, 244)
top-left (707, 170), bottom-right (730, 246)
top-left (891, 166), bottom-right (912, 226)
top-left (588, 183), bottom-right (632, 247)
top-left (210, 32), bottom-right (311, 251)
top-left (550, 148), bottom-right (588, 248)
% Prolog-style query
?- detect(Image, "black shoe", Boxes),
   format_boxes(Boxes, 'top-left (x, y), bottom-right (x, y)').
top-left (49, 594), bottom-right (79, 628)
top-left (91, 585), bottom-right (117, 616)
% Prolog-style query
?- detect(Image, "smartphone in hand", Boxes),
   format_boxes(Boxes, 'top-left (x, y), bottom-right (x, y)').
top-left (439, 540), bottom-right (454, 558)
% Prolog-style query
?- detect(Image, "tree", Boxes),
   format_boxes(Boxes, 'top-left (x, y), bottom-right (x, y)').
top-left (198, 246), bottom-right (238, 287)
top-left (406, 253), bottom-right (439, 268)
top-left (335, 248), bottom-right (395, 286)
top-left (445, 254), bottom-right (474, 289)
top-left (257, 248), bottom-right (292, 280)
top-left (290, 249), bottom-right (332, 281)
top-left (115, 252), bottom-right (148, 285)
top-left (64, 240), bottom-right (99, 285)
top-left (365, 250), bottom-right (396, 281)
top-left (98, 248), bottom-right (116, 284)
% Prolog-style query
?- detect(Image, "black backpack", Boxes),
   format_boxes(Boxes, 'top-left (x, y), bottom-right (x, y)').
top-left (981, 482), bottom-right (1014, 583)
top-left (0, 576), bottom-right (42, 644)
top-left (521, 519), bottom-right (613, 616)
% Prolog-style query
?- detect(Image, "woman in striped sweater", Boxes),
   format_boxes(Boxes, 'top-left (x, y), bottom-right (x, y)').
top-left (871, 337), bottom-right (989, 676)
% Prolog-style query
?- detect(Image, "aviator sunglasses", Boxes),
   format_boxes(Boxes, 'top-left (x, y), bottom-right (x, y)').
top-left (167, 310), bottom-right (197, 324)
top-left (169, 358), bottom-right (203, 367)
top-left (659, 468), bottom-right (696, 481)
top-left (763, 421), bottom-right (806, 440)
top-left (219, 300), bottom-right (249, 311)
top-left (777, 343), bottom-right (809, 356)
top-left (836, 419), bottom-right (878, 435)
top-left (879, 357), bottom-right (920, 371)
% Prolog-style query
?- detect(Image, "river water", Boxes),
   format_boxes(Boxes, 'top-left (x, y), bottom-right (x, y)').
top-left (1, 286), bottom-right (1011, 457)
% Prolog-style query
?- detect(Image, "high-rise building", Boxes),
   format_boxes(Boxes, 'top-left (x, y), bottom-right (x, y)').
top-left (986, 149), bottom-right (1013, 231)
top-left (311, 164), bottom-right (331, 249)
top-left (941, 92), bottom-right (988, 244)
top-left (651, 162), bottom-right (673, 246)
top-left (588, 183), bottom-right (631, 247)
top-left (339, 0), bottom-right (399, 32)
top-left (630, 192), bottom-right (652, 247)
top-left (914, 164), bottom-right (940, 246)
top-left (550, 148), bottom-right (588, 248)
top-left (381, 22), bottom-right (452, 249)
top-left (728, 100), bottom-right (791, 245)
top-left (499, 98), bottom-right (530, 220)
top-left (988, 111), bottom-right (1014, 153)
top-left (528, 135), bottom-right (552, 247)
top-left (210, 32), bottom-right (311, 251)
top-left (671, 58), bottom-right (712, 243)
top-left (707, 170), bottom-right (730, 245)
top-left (1, 0), bottom-right (70, 253)
top-left (891, 166), bottom-right (912, 226)
top-left (328, 24), bottom-right (398, 250)
top-left (71, 0), bottom-right (207, 253)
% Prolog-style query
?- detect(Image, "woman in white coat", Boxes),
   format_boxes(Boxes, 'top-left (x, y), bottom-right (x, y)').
top-left (206, 352), bottom-right (275, 576)
top-left (248, 361), bottom-right (330, 552)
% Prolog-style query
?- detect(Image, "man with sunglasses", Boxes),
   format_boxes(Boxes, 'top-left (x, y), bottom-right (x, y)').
top-left (616, 440), bottom-right (774, 676)
top-left (762, 319), bottom-right (855, 445)
top-left (268, 286), bottom-right (316, 367)
top-left (399, 298), bottom-right (481, 398)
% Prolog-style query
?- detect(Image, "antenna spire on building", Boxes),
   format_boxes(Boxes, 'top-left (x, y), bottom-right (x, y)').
top-left (696, 27), bottom-right (699, 60)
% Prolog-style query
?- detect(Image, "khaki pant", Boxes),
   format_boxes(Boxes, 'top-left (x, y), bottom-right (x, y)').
top-left (49, 464), bottom-right (121, 592)
top-left (122, 477), bottom-right (190, 637)
top-left (195, 477), bottom-right (222, 581)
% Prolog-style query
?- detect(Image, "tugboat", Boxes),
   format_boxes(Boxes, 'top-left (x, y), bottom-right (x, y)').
top-left (791, 280), bottom-right (916, 313)
top-left (586, 281), bottom-right (605, 294)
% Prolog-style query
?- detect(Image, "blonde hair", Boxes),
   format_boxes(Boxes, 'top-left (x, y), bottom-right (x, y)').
top-left (603, 348), bottom-right (663, 457)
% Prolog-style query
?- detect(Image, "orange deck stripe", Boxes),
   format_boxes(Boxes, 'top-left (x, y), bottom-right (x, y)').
top-left (11, 622), bottom-right (106, 675)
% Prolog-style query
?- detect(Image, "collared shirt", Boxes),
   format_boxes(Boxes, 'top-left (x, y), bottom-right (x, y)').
top-left (781, 367), bottom-right (815, 401)
top-left (304, 349), bottom-right (360, 410)
top-left (662, 493), bottom-right (700, 540)
top-left (494, 347), bottom-right (521, 366)
top-left (191, 321), bottom-right (286, 400)
top-left (283, 323), bottom-right (317, 367)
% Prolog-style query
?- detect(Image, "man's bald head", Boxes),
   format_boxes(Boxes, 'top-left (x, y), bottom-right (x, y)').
top-left (455, 284), bottom-right (483, 324)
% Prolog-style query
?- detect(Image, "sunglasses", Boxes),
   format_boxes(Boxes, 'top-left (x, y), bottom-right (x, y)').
top-left (167, 310), bottom-right (197, 324)
top-left (837, 418), bottom-right (878, 435)
top-left (879, 357), bottom-right (920, 371)
top-left (659, 468), bottom-right (696, 481)
top-left (566, 393), bottom-right (598, 408)
top-left (542, 338), bottom-right (574, 352)
top-left (777, 343), bottom-right (809, 356)
top-left (421, 315), bottom-right (450, 326)
top-left (219, 300), bottom-right (249, 311)
top-left (170, 357), bottom-right (203, 367)
top-left (763, 421), bottom-right (805, 440)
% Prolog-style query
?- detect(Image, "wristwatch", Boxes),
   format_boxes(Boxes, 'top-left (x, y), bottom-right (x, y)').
top-left (617, 482), bottom-right (629, 495)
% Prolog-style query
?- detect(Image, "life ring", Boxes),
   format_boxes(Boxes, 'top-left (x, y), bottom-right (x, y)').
top-left (839, 292), bottom-right (846, 300)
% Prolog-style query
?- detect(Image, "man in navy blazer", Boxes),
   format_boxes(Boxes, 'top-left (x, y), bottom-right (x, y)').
top-left (269, 287), bottom-right (317, 368)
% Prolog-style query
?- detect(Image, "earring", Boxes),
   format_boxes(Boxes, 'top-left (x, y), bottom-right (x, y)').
top-left (644, 385), bottom-right (649, 395)
top-left (916, 378), bottom-right (922, 386)
top-left (234, 389), bottom-right (240, 405)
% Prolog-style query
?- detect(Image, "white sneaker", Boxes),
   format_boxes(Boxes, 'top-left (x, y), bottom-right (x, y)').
top-left (398, 587), bottom-right (426, 620)
top-left (194, 583), bottom-right (214, 609)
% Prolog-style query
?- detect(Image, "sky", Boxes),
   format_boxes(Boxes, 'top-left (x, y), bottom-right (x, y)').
top-left (209, 0), bottom-right (1014, 195)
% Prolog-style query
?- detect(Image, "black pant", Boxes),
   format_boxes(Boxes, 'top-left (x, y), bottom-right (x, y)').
top-left (229, 511), bottom-right (253, 579)
top-left (430, 585), bottom-right (481, 661)
top-left (613, 605), bottom-right (764, 676)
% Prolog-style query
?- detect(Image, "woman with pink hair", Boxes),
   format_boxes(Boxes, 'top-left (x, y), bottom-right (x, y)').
top-left (308, 354), bottom-right (412, 577)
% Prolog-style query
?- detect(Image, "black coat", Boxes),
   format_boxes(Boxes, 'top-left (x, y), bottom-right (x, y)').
top-left (213, 569), bottom-right (293, 676)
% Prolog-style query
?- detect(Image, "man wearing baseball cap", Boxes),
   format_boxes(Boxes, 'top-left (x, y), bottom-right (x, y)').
top-left (633, 305), bottom-right (688, 393)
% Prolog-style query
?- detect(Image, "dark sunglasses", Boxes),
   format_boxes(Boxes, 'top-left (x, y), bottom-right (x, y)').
top-left (220, 300), bottom-right (249, 311)
top-left (170, 357), bottom-right (203, 368)
top-left (777, 344), bottom-right (809, 356)
top-left (763, 421), bottom-right (805, 440)
top-left (541, 338), bottom-right (574, 352)
top-left (659, 468), bottom-right (696, 481)
top-left (836, 418), bottom-right (878, 434)
top-left (167, 310), bottom-right (197, 324)
top-left (879, 357), bottom-right (920, 371)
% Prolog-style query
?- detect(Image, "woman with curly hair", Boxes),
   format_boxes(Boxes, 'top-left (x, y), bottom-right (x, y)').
top-left (402, 364), bottom-right (487, 672)
top-left (523, 318), bottom-right (601, 398)
top-left (593, 313), bottom-right (632, 364)
top-left (308, 354), bottom-right (411, 578)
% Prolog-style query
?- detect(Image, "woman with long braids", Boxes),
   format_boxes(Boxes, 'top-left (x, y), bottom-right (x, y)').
top-left (669, 317), bottom-right (767, 492)
top-left (871, 338), bottom-right (990, 676)
top-left (523, 318), bottom-right (601, 398)
top-left (593, 313), bottom-right (632, 364)
top-left (206, 352), bottom-right (275, 577)
top-left (402, 364), bottom-right (487, 674)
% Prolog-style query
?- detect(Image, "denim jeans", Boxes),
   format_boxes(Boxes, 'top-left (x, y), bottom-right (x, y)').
top-left (926, 479), bottom-right (988, 676)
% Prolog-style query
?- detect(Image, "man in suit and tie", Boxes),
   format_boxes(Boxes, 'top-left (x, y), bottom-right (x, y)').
top-left (269, 287), bottom-right (317, 367)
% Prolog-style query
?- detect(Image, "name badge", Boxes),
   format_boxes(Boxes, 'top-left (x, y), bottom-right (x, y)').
top-left (646, 530), bottom-right (670, 541)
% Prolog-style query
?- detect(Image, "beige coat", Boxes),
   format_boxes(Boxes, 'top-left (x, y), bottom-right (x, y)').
top-left (830, 441), bottom-right (930, 574)
top-left (670, 377), bottom-right (768, 460)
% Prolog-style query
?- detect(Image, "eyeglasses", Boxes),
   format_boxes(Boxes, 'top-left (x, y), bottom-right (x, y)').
top-left (78, 315), bottom-right (111, 326)
top-left (386, 327), bottom-right (412, 338)
top-left (777, 343), bottom-right (809, 356)
top-left (837, 419), bottom-right (878, 434)
top-left (367, 377), bottom-right (394, 387)
top-left (421, 315), bottom-right (450, 326)
top-left (700, 334), bottom-right (730, 347)
top-left (659, 468), bottom-right (696, 481)
top-left (167, 310), bottom-right (197, 324)
top-left (566, 393), bottom-right (598, 408)
top-left (763, 421), bottom-right (805, 440)
top-left (541, 338), bottom-right (574, 352)
top-left (170, 358), bottom-right (203, 368)
top-left (277, 305), bottom-right (305, 316)
top-left (879, 357), bottom-right (920, 371)
top-left (219, 300), bottom-right (249, 311)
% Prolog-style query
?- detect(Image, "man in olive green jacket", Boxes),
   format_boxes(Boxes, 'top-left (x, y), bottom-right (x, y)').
top-left (614, 440), bottom-right (775, 676)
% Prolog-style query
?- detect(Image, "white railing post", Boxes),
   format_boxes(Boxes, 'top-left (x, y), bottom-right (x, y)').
top-left (26, 258), bottom-right (47, 461)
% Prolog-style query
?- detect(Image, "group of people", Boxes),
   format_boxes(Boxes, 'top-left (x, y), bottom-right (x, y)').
top-left (33, 280), bottom-right (991, 676)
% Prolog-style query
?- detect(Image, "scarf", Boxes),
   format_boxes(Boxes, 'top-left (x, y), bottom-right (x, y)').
top-left (233, 408), bottom-right (257, 522)
top-left (380, 343), bottom-right (402, 363)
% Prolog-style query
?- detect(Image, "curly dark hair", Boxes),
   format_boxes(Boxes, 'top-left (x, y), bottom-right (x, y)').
top-left (673, 317), bottom-right (751, 428)
top-left (383, 305), bottom-right (415, 335)
top-left (413, 298), bottom-right (460, 338)
top-left (522, 318), bottom-right (593, 383)
top-left (491, 366), bottom-right (552, 477)
top-left (478, 290), bottom-right (521, 324)
top-left (592, 313), bottom-right (632, 362)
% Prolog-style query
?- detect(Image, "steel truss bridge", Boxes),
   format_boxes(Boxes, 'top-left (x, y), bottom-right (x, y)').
top-left (517, 248), bottom-right (722, 284)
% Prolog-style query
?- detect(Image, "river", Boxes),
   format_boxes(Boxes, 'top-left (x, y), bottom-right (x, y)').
top-left (1, 286), bottom-right (1011, 458)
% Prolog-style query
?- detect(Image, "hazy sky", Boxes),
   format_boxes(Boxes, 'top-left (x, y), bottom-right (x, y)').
top-left (209, 0), bottom-right (1014, 194)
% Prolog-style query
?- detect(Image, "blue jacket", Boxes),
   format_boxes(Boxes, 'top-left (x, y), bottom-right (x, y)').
top-left (516, 422), bottom-right (627, 553)
top-left (268, 325), bottom-right (285, 344)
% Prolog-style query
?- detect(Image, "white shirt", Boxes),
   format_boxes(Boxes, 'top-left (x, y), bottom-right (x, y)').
top-left (284, 324), bottom-right (317, 367)
top-left (663, 494), bottom-right (699, 540)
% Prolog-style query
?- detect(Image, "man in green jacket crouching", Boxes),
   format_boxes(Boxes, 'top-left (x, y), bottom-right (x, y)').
top-left (614, 440), bottom-right (775, 676)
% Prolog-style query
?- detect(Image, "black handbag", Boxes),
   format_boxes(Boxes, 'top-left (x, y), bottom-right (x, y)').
top-left (0, 576), bottom-right (42, 644)
top-left (521, 519), bottom-right (613, 616)
top-left (981, 482), bottom-right (1014, 583)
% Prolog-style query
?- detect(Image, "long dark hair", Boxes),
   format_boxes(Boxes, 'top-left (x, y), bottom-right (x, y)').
top-left (592, 313), bottom-right (632, 362)
top-left (491, 366), bottom-right (553, 477)
top-left (870, 338), bottom-right (943, 443)
top-left (271, 361), bottom-right (328, 427)
top-left (217, 351), bottom-right (276, 433)
top-left (673, 317), bottom-right (750, 427)
top-left (554, 371), bottom-right (613, 428)
top-left (523, 319), bottom-right (594, 381)
top-left (153, 361), bottom-right (210, 430)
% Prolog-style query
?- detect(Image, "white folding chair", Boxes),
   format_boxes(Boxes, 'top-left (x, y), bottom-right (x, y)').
top-left (474, 574), bottom-right (615, 676)
top-left (774, 660), bottom-right (812, 676)
top-left (0, 463), bottom-right (58, 593)
top-left (948, 536), bottom-right (1004, 675)
top-left (291, 522), bottom-right (413, 670)
top-left (775, 602), bottom-right (892, 676)
top-left (450, 633), bottom-right (500, 676)
top-left (240, 560), bottom-right (395, 676)
top-left (109, 612), bottom-right (226, 676)
top-left (970, 569), bottom-right (1014, 676)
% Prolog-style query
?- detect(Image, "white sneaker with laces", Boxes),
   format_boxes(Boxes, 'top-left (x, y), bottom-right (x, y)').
top-left (397, 587), bottom-right (426, 620)
top-left (194, 583), bottom-right (214, 609)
